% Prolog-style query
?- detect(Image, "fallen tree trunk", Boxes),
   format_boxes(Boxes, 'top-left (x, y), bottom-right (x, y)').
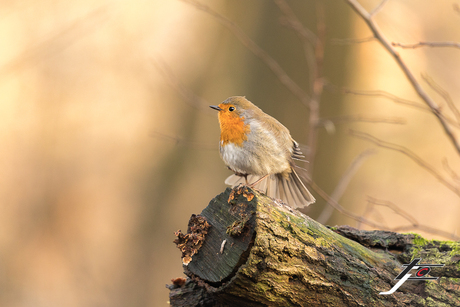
top-left (168, 186), bottom-right (460, 306)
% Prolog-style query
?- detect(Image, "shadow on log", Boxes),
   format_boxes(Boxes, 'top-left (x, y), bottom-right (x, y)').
top-left (168, 186), bottom-right (460, 306)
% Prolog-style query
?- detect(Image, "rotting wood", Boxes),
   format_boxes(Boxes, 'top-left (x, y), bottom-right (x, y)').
top-left (169, 186), bottom-right (460, 306)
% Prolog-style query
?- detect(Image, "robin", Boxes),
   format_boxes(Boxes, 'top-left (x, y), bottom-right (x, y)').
top-left (210, 96), bottom-right (315, 208)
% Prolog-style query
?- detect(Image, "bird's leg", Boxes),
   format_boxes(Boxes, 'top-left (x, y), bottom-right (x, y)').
top-left (248, 174), bottom-right (268, 187)
top-left (233, 170), bottom-right (249, 185)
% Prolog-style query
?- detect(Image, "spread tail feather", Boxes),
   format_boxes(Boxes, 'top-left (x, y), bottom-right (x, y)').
top-left (224, 167), bottom-right (315, 208)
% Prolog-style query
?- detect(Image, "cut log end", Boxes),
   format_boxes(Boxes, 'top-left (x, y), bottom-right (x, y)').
top-left (169, 186), bottom-right (460, 307)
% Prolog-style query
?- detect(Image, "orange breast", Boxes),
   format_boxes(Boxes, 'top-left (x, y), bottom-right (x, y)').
top-left (218, 112), bottom-right (250, 147)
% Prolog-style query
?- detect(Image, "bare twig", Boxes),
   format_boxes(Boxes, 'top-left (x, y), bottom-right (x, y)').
top-left (442, 158), bottom-right (460, 183)
top-left (306, 179), bottom-right (387, 229)
top-left (335, 86), bottom-right (460, 129)
top-left (0, 6), bottom-right (110, 78)
top-left (275, 0), bottom-right (316, 91)
top-left (274, 0), bottom-right (316, 45)
top-left (152, 58), bottom-right (209, 110)
top-left (392, 41), bottom-right (460, 49)
top-left (316, 149), bottom-right (376, 224)
top-left (330, 36), bottom-right (376, 45)
top-left (359, 196), bottom-right (459, 240)
top-left (345, 0), bottom-right (460, 155)
top-left (149, 131), bottom-right (215, 150)
top-left (318, 115), bottom-right (406, 126)
top-left (366, 196), bottom-right (419, 226)
top-left (308, 181), bottom-right (459, 241)
top-left (338, 87), bottom-right (427, 111)
top-left (180, 0), bottom-right (310, 106)
top-left (273, 0), bottom-right (325, 172)
top-left (454, 3), bottom-right (460, 16)
top-left (349, 129), bottom-right (460, 197)
top-left (391, 225), bottom-right (460, 240)
top-left (305, 1), bottom-right (326, 173)
top-left (422, 74), bottom-right (460, 123)
top-left (357, 200), bottom-right (388, 230)
top-left (370, 0), bottom-right (389, 16)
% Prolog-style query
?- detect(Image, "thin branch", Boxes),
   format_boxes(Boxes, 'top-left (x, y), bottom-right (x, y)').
top-left (422, 74), bottom-right (460, 123)
top-left (305, 138), bottom-right (459, 240)
top-left (330, 36), bottom-right (376, 45)
top-left (318, 115), bottom-right (406, 126)
top-left (442, 158), bottom-right (460, 183)
top-left (149, 131), bottom-right (215, 150)
top-left (337, 87), bottom-right (427, 111)
top-left (361, 196), bottom-right (459, 240)
top-left (0, 6), bottom-right (110, 78)
top-left (392, 41), bottom-right (460, 49)
top-left (305, 0), bottom-right (326, 173)
top-left (316, 149), bottom-right (376, 224)
top-left (306, 179), bottom-right (387, 229)
top-left (391, 225), bottom-right (460, 240)
top-left (275, 0), bottom-right (317, 93)
top-left (357, 200), bottom-right (388, 230)
top-left (366, 196), bottom-right (419, 226)
top-left (180, 0), bottom-right (310, 106)
top-left (274, 0), bottom-right (316, 45)
top-left (273, 0), bottom-right (325, 172)
top-left (152, 57), bottom-right (209, 110)
top-left (350, 129), bottom-right (460, 197)
top-left (369, 0), bottom-right (389, 16)
top-left (336, 87), bottom-right (460, 129)
top-left (454, 3), bottom-right (460, 16)
top-left (345, 0), bottom-right (460, 155)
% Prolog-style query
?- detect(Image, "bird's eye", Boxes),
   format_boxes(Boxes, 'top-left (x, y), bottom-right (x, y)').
top-left (229, 106), bottom-right (235, 112)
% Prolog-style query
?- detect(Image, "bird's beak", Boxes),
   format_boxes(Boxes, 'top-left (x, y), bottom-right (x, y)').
top-left (210, 105), bottom-right (222, 111)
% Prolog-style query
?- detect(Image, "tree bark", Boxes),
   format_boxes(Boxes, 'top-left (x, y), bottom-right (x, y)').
top-left (168, 186), bottom-right (460, 306)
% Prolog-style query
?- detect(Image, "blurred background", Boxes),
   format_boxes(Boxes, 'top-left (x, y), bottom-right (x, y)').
top-left (1, 0), bottom-right (460, 306)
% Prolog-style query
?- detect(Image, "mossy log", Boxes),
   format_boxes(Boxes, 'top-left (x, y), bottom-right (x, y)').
top-left (168, 186), bottom-right (460, 306)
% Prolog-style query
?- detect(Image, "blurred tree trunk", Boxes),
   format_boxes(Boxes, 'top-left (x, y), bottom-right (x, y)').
top-left (168, 187), bottom-right (460, 306)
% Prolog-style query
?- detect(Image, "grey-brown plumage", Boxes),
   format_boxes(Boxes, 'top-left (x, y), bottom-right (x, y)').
top-left (211, 96), bottom-right (315, 208)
